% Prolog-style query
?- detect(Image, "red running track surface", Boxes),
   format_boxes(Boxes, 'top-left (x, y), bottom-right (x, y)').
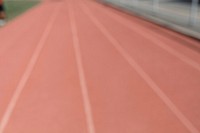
top-left (0, 0), bottom-right (200, 132)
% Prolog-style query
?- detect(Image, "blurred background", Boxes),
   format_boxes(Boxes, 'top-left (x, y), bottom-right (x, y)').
top-left (101, 0), bottom-right (200, 38)
top-left (3, 0), bottom-right (39, 21)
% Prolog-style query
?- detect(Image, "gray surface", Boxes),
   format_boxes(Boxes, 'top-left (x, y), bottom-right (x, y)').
top-left (101, 0), bottom-right (200, 39)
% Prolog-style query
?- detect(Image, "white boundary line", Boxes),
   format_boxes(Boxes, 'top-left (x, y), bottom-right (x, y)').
top-left (87, 1), bottom-right (200, 73)
top-left (0, 4), bottom-right (60, 133)
top-left (67, 3), bottom-right (96, 133)
top-left (80, 2), bottom-right (199, 133)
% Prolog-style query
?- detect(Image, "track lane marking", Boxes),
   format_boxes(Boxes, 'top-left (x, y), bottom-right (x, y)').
top-left (79, 2), bottom-right (199, 133)
top-left (0, 4), bottom-right (60, 133)
top-left (85, 1), bottom-right (200, 73)
top-left (68, 3), bottom-right (96, 133)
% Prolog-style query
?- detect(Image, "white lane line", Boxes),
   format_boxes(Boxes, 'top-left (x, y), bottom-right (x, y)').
top-left (68, 3), bottom-right (96, 133)
top-left (80, 3), bottom-right (199, 133)
top-left (0, 4), bottom-right (60, 133)
top-left (87, 1), bottom-right (200, 73)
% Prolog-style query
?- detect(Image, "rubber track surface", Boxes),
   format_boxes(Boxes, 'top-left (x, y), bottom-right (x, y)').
top-left (0, 0), bottom-right (200, 132)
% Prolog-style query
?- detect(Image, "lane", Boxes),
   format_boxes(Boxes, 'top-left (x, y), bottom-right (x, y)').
top-left (82, 1), bottom-right (200, 131)
top-left (3, 2), bottom-right (88, 133)
top-left (72, 1), bottom-right (191, 133)
top-left (79, 2), bottom-right (199, 132)
top-left (0, 2), bottom-right (56, 123)
top-left (86, 1), bottom-right (200, 67)
top-left (94, 2), bottom-right (200, 55)
top-left (68, 2), bottom-right (96, 133)
top-left (0, 2), bottom-right (60, 132)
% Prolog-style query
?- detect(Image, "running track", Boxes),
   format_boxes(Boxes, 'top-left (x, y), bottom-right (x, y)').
top-left (0, 0), bottom-right (200, 132)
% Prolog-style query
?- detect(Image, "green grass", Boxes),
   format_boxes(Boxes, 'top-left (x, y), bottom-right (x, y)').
top-left (4, 0), bottom-right (40, 21)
